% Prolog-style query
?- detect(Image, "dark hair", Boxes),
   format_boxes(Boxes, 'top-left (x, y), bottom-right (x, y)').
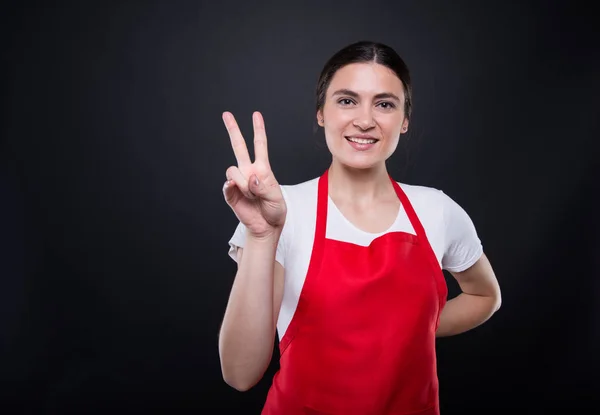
top-left (316, 41), bottom-right (412, 120)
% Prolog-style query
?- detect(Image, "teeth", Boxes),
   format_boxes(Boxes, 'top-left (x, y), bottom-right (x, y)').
top-left (348, 137), bottom-right (377, 144)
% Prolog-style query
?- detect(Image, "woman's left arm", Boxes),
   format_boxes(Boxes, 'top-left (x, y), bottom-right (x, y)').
top-left (436, 252), bottom-right (501, 337)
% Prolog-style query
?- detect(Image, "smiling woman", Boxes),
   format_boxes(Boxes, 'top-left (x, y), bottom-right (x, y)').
top-left (319, 62), bottom-right (408, 171)
top-left (218, 41), bottom-right (501, 415)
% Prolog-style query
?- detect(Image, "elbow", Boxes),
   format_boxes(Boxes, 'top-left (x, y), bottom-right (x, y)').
top-left (223, 376), bottom-right (251, 392)
top-left (217, 329), bottom-right (273, 392)
top-left (494, 283), bottom-right (502, 312)
top-left (221, 369), bottom-right (259, 392)
top-left (490, 289), bottom-right (502, 314)
top-left (219, 351), bottom-right (266, 392)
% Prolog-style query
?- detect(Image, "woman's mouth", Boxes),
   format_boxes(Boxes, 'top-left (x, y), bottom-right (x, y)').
top-left (345, 136), bottom-right (379, 151)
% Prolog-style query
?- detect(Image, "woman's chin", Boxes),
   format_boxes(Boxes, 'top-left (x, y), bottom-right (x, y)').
top-left (333, 154), bottom-right (383, 171)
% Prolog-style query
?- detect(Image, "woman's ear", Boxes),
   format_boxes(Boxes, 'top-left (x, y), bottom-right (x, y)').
top-left (401, 118), bottom-right (409, 133)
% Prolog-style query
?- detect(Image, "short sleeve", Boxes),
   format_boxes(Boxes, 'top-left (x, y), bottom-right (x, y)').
top-left (227, 185), bottom-right (291, 268)
top-left (440, 191), bottom-right (483, 273)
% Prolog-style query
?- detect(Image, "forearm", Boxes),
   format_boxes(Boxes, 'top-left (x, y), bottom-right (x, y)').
top-left (436, 292), bottom-right (501, 337)
top-left (218, 231), bottom-right (280, 390)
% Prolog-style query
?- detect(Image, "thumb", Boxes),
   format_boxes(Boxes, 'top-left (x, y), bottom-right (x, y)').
top-left (248, 174), bottom-right (267, 198)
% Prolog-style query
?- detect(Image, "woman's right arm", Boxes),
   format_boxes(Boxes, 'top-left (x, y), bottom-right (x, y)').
top-left (218, 111), bottom-right (287, 392)
top-left (218, 238), bottom-right (285, 391)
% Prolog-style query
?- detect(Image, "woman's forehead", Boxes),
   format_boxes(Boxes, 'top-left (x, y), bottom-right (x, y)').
top-left (328, 63), bottom-right (404, 96)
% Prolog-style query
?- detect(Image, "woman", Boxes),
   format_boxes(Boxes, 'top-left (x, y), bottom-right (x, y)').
top-left (218, 41), bottom-right (501, 415)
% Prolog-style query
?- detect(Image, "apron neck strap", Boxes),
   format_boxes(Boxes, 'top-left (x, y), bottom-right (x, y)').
top-left (316, 169), bottom-right (428, 241)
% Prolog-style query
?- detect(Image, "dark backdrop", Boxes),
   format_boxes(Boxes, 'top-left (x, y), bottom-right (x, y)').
top-left (2, 0), bottom-right (598, 413)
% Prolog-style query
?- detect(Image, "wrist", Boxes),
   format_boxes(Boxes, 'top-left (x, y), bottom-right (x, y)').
top-left (246, 227), bottom-right (282, 245)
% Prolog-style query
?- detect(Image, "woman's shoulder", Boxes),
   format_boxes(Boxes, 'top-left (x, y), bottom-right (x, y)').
top-left (396, 181), bottom-right (472, 223)
top-left (275, 177), bottom-right (321, 228)
top-left (281, 176), bottom-right (320, 191)
top-left (279, 176), bottom-right (320, 201)
top-left (396, 182), bottom-right (448, 207)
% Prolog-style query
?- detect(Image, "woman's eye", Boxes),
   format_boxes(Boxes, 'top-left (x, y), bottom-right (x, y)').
top-left (378, 102), bottom-right (395, 109)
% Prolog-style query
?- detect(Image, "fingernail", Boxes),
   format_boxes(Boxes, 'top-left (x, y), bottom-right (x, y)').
top-left (253, 112), bottom-right (263, 127)
top-left (255, 176), bottom-right (259, 186)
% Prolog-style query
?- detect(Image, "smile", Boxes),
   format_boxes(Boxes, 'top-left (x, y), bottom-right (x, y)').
top-left (345, 136), bottom-right (378, 144)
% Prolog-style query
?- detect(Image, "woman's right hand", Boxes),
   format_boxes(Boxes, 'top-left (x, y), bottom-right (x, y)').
top-left (222, 111), bottom-right (287, 239)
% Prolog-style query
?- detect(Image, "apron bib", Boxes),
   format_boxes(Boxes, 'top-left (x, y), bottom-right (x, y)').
top-left (262, 170), bottom-right (448, 414)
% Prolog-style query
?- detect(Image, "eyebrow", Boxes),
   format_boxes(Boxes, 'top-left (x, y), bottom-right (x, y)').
top-left (331, 88), bottom-right (401, 102)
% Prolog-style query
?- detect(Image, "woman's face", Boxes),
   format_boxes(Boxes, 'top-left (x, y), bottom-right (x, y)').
top-left (318, 62), bottom-right (409, 170)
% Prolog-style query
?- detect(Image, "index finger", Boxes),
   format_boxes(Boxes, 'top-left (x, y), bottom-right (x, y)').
top-left (223, 111), bottom-right (251, 168)
top-left (252, 111), bottom-right (270, 167)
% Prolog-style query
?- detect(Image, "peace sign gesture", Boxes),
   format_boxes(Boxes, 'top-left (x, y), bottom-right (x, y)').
top-left (222, 111), bottom-right (287, 239)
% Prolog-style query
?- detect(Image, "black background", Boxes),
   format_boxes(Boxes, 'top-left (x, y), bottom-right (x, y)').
top-left (1, 0), bottom-right (599, 413)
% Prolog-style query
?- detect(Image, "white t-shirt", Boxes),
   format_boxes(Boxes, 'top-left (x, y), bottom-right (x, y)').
top-left (228, 177), bottom-right (483, 340)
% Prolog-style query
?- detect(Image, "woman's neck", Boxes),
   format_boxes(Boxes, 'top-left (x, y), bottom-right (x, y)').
top-left (327, 159), bottom-right (394, 206)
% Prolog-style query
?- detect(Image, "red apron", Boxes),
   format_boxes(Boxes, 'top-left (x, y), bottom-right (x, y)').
top-left (262, 169), bottom-right (448, 415)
